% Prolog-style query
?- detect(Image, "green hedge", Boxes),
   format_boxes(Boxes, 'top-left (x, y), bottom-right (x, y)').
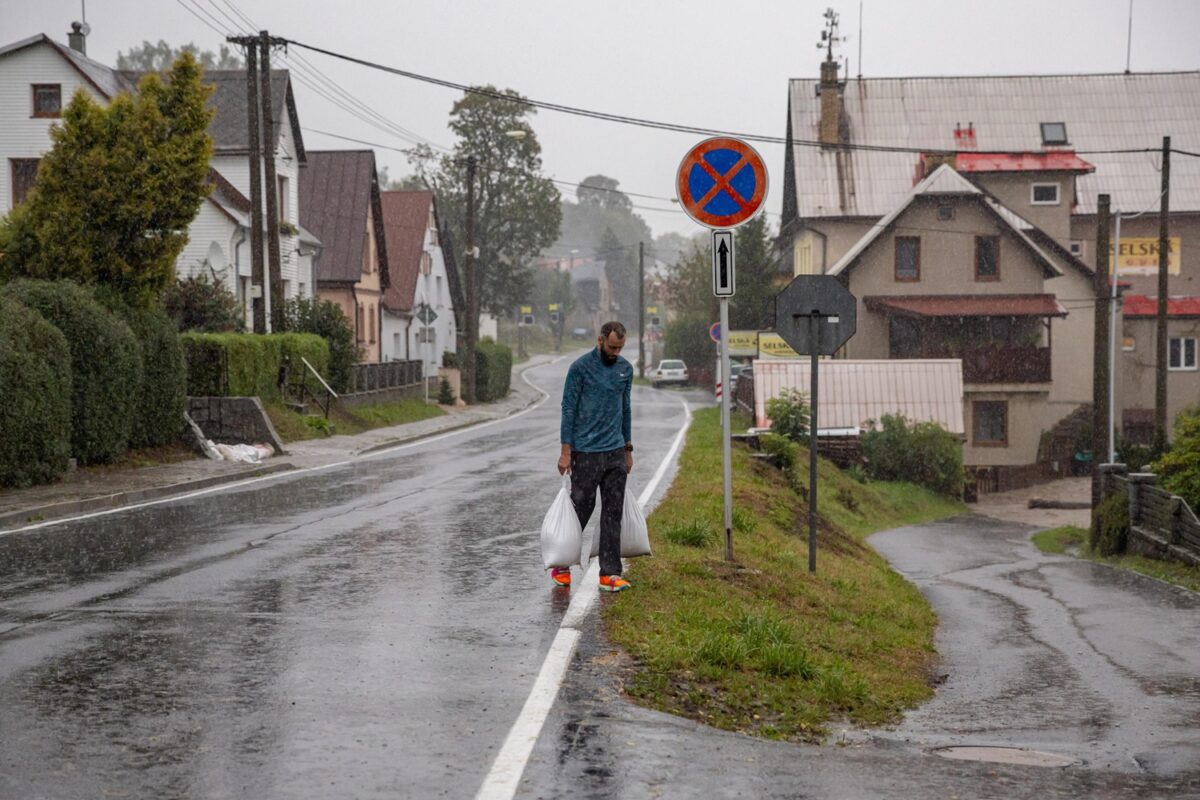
top-left (0, 296), bottom-right (72, 486)
top-left (181, 332), bottom-right (329, 400)
top-left (861, 413), bottom-right (964, 497)
top-left (117, 305), bottom-right (187, 448)
top-left (275, 332), bottom-right (331, 396)
top-left (1, 280), bottom-right (141, 465)
top-left (475, 338), bottom-right (513, 402)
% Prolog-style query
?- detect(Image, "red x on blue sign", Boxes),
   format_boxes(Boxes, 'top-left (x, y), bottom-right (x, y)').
top-left (676, 137), bottom-right (768, 229)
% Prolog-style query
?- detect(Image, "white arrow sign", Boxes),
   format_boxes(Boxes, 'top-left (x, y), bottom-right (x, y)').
top-left (712, 230), bottom-right (735, 297)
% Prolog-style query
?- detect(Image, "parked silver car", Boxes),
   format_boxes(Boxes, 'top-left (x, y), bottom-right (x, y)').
top-left (651, 359), bottom-right (688, 387)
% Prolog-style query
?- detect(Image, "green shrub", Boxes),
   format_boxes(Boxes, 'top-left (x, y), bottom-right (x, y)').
top-left (163, 274), bottom-right (244, 333)
top-left (1091, 491), bottom-right (1129, 556)
top-left (0, 297), bottom-right (72, 486)
top-left (1, 280), bottom-right (140, 465)
top-left (283, 297), bottom-right (356, 392)
top-left (861, 414), bottom-right (964, 497)
top-left (765, 388), bottom-right (810, 444)
top-left (180, 333), bottom-right (226, 395)
top-left (475, 338), bottom-right (513, 402)
top-left (437, 377), bottom-right (455, 405)
top-left (181, 333), bottom-right (280, 399)
top-left (759, 432), bottom-right (798, 471)
top-left (442, 350), bottom-right (460, 369)
top-left (116, 304), bottom-right (187, 448)
top-left (1149, 406), bottom-right (1200, 510)
top-left (663, 311), bottom-right (715, 377)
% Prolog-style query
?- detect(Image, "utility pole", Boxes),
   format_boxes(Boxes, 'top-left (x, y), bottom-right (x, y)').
top-left (231, 36), bottom-right (266, 334)
top-left (638, 241), bottom-right (645, 378)
top-left (1092, 194), bottom-right (1111, 522)
top-left (259, 31), bottom-right (284, 332)
top-left (463, 155), bottom-right (478, 404)
top-left (1154, 136), bottom-right (1171, 450)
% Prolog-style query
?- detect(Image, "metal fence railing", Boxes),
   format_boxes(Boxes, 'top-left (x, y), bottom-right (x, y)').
top-left (346, 360), bottom-right (424, 394)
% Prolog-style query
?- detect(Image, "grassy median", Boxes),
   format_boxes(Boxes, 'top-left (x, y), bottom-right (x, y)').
top-left (266, 399), bottom-right (445, 442)
top-left (603, 408), bottom-right (964, 742)
top-left (1032, 525), bottom-right (1200, 592)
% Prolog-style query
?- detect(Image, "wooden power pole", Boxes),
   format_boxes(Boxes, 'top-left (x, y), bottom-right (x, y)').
top-left (638, 241), bottom-right (645, 378)
top-left (1092, 194), bottom-right (1111, 521)
top-left (232, 37), bottom-right (266, 334)
top-left (1154, 136), bottom-right (1171, 449)
top-left (259, 31), bottom-right (284, 332)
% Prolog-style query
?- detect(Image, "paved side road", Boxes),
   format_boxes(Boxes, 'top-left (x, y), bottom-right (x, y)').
top-left (516, 514), bottom-right (1200, 799)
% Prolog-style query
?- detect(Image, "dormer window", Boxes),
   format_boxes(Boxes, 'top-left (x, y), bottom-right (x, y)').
top-left (1031, 183), bottom-right (1061, 205)
top-left (1040, 122), bottom-right (1068, 145)
top-left (32, 84), bottom-right (62, 118)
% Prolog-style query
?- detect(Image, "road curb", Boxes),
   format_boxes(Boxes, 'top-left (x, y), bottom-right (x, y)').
top-left (0, 461), bottom-right (297, 532)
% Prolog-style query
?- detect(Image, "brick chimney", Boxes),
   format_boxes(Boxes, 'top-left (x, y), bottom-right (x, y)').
top-left (818, 58), bottom-right (842, 146)
top-left (68, 21), bottom-right (87, 55)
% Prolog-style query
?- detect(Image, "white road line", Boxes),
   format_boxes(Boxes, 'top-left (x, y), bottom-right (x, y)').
top-left (0, 361), bottom-right (560, 537)
top-left (475, 396), bottom-right (692, 800)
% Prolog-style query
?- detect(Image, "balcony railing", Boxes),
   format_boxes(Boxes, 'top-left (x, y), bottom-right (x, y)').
top-left (923, 345), bottom-right (1051, 384)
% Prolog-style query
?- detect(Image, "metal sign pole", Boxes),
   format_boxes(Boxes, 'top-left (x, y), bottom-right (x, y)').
top-left (808, 315), bottom-right (819, 573)
top-left (720, 296), bottom-right (734, 562)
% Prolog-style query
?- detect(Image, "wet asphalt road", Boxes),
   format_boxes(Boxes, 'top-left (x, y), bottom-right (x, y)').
top-left (518, 516), bottom-right (1200, 799)
top-left (0, 358), bottom-right (695, 800)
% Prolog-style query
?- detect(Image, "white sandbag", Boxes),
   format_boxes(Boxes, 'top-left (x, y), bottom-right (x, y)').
top-left (589, 485), bottom-right (652, 559)
top-left (541, 475), bottom-right (583, 569)
top-left (215, 443), bottom-right (263, 463)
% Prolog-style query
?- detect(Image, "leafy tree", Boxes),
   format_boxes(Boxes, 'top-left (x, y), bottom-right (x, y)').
top-left (662, 239), bottom-right (717, 319)
top-left (117, 40), bottom-right (242, 71)
top-left (577, 174), bottom-right (632, 214)
top-left (1149, 405), bottom-right (1200, 509)
top-left (283, 297), bottom-right (358, 392)
top-left (377, 165), bottom-right (426, 191)
top-left (729, 215), bottom-right (779, 331)
top-left (408, 87), bottom-right (561, 319)
top-left (0, 53), bottom-right (213, 308)
top-left (163, 274), bottom-right (244, 332)
top-left (532, 267), bottom-right (576, 351)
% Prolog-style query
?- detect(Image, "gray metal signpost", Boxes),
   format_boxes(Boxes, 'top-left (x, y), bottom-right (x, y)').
top-left (774, 275), bottom-right (857, 572)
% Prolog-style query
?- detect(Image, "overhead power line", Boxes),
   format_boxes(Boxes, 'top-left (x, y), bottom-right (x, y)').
top-left (282, 36), bottom-right (1175, 158)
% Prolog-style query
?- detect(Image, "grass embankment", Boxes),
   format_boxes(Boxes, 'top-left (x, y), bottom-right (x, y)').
top-left (265, 399), bottom-right (445, 443)
top-left (1032, 526), bottom-right (1200, 592)
top-left (604, 408), bottom-right (964, 742)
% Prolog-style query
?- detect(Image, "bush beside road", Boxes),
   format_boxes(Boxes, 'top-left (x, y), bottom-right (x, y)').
top-left (604, 408), bottom-right (964, 741)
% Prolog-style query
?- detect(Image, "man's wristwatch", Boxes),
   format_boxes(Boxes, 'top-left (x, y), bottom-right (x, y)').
top-left (624, 443), bottom-right (634, 452)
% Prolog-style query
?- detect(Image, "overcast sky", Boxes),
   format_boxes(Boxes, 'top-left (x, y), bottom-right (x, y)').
top-left (5, 0), bottom-right (1199, 240)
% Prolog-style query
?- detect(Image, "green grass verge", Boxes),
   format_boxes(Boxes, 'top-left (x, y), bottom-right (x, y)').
top-left (1032, 525), bottom-right (1200, 592)
top-left (604, 408), bottom-right (965, 742)
top-left (266, 399), bottom-right (445, 442)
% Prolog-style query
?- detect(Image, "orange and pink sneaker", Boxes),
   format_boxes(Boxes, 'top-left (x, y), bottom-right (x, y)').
top-left (599, 575), bottom-right (631, 592)
top-left (550, 568), bottom-right (571, 587)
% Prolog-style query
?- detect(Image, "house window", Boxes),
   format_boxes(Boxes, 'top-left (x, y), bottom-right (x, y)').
top-left (1040, 122), bottom-right (1068, 145)
top-left (1169, 337), bottom-right (1197, 370)
top-left (32, 84), bottom-right (61, 117)
top-left (1031, 183), bottom-right (1060, 205)
top-left (428, 208), bottom-right (439, 246)
top-left (420, 252), bottom-right (432, 275)
top-left (356, 303), bottom-right (364, 342)
top-left (10, 158), bottom-right (40, 205)
top-left (937, 206), bottom-right (954, 221)
top-left (436, 275), bottom-right (443, 305)
top-left (1069, 240), bottom-right (1083, 257)
top-left (369, 305), bottom-right (376, 343)
top-left (975, 236), bottom-right (1000, 281)
top-left (973, 401), bottom-right (1008, 446)
top-left (277, 175), bottom-right (289, 222)
top-left (1122, 336), bottom-right (1135, 352)
top-left (895, 236), bottom-right (920, 281)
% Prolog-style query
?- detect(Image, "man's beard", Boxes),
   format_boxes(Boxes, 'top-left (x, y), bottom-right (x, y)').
top-left (600, 351), bottom-right (618, 366)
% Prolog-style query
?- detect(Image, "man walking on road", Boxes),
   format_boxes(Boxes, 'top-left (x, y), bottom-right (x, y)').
top-left (555, 321), bottom-right (634, 592)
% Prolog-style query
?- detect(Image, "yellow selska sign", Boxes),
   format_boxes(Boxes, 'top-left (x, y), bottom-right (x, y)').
top-left (1112, 237), bottom-right (1181, 275)
top-left (757, 332), bottom-right (801, 359)
top-left (520, 305), bottom-right (533, 314)
top-left (728, 330), bottom-right (759, 357)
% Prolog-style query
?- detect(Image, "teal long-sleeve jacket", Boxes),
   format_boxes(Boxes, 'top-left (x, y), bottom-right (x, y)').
top-left (560, 347), bottom-right (633, 452)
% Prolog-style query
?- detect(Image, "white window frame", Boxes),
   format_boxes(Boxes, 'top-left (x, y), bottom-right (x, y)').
top-left (1031, 183), bottom-right (1060, 206)
top-left (1069, 240), bottom-right (1083, 257)
top-left (1168, 336), bottom-right (1197, 371)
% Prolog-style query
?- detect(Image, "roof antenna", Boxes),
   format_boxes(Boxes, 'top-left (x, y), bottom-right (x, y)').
top-left (80, 0), bottom-right (90, 35)
top-left (1124, 0), bottom-right (1133, 74)
top-left (817, 7), bottom-right (843, 64)
top-left (857, 1), bottom-right (863, 79)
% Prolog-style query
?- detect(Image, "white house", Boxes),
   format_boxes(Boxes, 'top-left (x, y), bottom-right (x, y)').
top-left (379, 190), bottom-right (461, 372)
top-left (0, 24), bottom-right (314, 323)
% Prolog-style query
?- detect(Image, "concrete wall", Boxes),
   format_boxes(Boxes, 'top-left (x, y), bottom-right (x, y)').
top-left (186, 397), bottom-right (285, 455)
top-left (970, 171), bottom-right (1076, 247)
top-left (963, 390), bottom-right (1048, 467)
top-left (1118, 315), bottom-right (1200, 430)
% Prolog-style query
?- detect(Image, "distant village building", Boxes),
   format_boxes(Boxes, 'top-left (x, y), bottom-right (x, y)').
top-left (0, 26), bottom-right (315, 320)
top-left (379, 190), bottom-right (460, 372)
top-left (298, 150), bottom-right (389, 364)
top-left (782, 58), bottom-right (1200, 482)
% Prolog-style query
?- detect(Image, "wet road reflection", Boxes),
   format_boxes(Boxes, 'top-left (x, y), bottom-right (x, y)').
top-left (0, 359), bottom-right (692, 799)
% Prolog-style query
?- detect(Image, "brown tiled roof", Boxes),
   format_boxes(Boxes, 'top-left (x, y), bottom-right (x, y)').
top-left (380, 190), bottom-right (433, 313)
top-left (300, 150), bottom-right (388, 286)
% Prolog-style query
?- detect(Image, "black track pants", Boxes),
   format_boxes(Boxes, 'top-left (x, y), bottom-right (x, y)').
top-left (570, 447), bottom-right (627, 577)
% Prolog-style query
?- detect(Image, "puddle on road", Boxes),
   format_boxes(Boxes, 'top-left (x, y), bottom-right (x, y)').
top-left (932, 746), bottom-right (1076, 768)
